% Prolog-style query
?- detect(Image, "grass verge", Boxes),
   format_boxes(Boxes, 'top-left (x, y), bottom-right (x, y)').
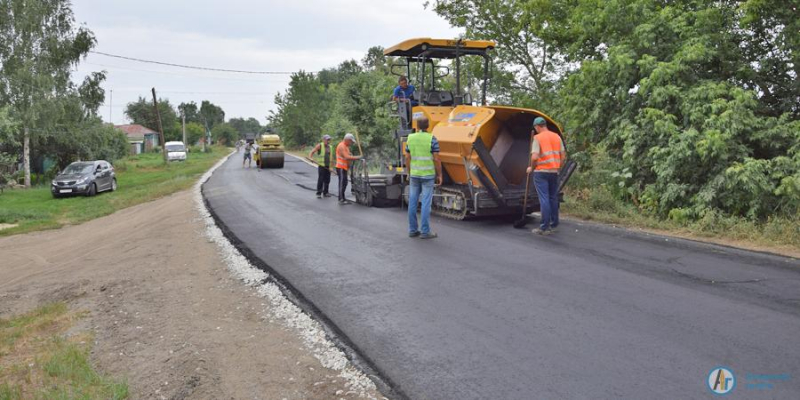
top-left (0, 303), bottom-right (128, 399)
top-left (564, 185), bottom-right (799, 257)
top-left (0, 147), bottom-right (230, 237)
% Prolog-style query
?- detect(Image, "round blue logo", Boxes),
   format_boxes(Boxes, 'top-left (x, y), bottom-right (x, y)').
top-left (707, 366), bottom-right (736, 395)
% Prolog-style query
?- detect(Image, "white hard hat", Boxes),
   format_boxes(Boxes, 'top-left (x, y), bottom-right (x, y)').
top-left (344, 133), bottom-right (356, 141)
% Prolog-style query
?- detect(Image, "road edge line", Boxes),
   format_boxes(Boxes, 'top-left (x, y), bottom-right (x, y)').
top-left (195, 153), bottom-right (403, 400)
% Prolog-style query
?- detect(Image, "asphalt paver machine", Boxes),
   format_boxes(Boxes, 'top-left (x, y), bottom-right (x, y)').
top-left (350, 38), bottom-right (577, 219)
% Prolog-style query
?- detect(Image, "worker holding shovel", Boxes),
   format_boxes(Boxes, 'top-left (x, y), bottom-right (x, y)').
top-left (526, 117), bottom-right (566, 235)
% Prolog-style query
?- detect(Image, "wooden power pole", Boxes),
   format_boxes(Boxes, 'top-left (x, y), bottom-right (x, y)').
top-left (151, 87), bottom-right (167, 163)
top-left (182, 113), bottom-right (187, 147)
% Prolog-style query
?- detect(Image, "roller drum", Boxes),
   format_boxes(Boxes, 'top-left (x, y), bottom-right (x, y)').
top-left (260, 151), bottom-right (284, 168)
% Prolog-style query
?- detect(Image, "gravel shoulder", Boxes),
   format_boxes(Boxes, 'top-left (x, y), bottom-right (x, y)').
top-left (0, 186), bottom-right (383, 399)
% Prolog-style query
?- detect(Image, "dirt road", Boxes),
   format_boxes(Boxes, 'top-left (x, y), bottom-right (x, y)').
top-left (0, 185), bottom-right (383, 399)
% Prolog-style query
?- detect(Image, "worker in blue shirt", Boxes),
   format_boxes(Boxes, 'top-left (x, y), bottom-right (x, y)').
top-left (392, 76), bottom-right (417, 106)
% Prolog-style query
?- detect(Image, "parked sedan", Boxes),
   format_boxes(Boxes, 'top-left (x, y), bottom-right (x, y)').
top-left (51, 160), bottom-right (117, 198)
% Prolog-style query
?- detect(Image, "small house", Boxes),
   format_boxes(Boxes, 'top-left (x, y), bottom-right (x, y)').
top-left (115, 124), bottom-right (160, 154)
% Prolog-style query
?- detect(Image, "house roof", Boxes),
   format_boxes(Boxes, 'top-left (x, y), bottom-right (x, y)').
top-left (115, 124), bottom-right (159, 138)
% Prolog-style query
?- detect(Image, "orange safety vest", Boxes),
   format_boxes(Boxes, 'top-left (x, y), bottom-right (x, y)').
top-left (336, 141), bottom-right (350, 170)
top-left (534, 130), bottom-right (565, 171)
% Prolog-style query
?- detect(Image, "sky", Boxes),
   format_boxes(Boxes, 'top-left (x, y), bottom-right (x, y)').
top-left (70, 0), bottom-right (462, 126)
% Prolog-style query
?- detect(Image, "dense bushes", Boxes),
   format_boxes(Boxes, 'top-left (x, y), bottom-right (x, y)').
top-left (43, 120), bottom-right (130, 168)
top-left (432, 0), bottom-right (798, 224)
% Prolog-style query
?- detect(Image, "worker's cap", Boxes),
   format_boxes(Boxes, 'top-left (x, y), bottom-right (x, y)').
top-left (532, 117), bottom-right (547, 127)
top-left (344, 133), bottom-right (356, 141)
top-left (322, 134), bottom-right (331, 140)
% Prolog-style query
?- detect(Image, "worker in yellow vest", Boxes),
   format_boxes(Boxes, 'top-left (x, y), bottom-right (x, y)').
top-left (308, 134), bottom-right (333, 198)
top-left (405, 117), bottom-right (443, 239)
top-left (526, 117), bottom-right (566, 235)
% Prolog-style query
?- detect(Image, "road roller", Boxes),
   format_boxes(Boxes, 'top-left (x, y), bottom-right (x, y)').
top-left (256, 133), bottom-right (285, 169)
top-left (350, 38), bottom-right (576, 219)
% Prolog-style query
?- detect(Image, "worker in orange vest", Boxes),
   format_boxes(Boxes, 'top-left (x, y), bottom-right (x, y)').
top-left (526, 117), bottom-right (566, 235)
top-left (335, 133), bottom-right (362, 204)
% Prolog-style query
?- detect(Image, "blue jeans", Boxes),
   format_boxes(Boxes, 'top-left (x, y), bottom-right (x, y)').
top-left (408, 176), bottom-right (435, 235)
top-left (533, 172), bottom-right (559, 231)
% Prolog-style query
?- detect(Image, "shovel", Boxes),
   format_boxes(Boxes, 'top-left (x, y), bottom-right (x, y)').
top-left (513, 135), bottom-right (535, 229)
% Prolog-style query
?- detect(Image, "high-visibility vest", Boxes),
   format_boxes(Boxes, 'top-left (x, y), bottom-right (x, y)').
top-left (407, 131), bottom-right (435, 177)
top-left (336, 141), bottom-right (349, 170)
top-left (534, 130), bottom-right (565, 171)
top-left (315, 142), bottom-right (331, 167)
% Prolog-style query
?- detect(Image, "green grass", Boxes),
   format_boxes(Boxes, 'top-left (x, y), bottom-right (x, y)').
top-left (563, 184), bottom-right (800, 253)
top-left (0, 303), bottom-right (128, 400)
top-left (0, 147), bottom-right (230, 237)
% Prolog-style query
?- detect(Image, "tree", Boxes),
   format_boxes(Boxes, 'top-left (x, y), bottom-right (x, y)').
top-left (77, 71), bottom-right (107, 119)
top-left (39, 118), bottom-right (128, 168)
top-left (0, 106), bottom-right (19, 186)
top-left (211, 122), bottom-right (238, 145)
top-left (124, 96), bottom-right (179, 140)
top-left (429, 0), bottom-right (571, 106)
top-left (362, 46), bottom-right (388, 72)
top-left (184, 122), bottom-right (205, 146)
top-left (318, 60), bottom-right (363, 88)
top-left (228, 117), bottom-right (262, 136)
top-left (269, 71), bottom-right (332, 147)
top-left (177, 101), bottom-right (200, 124)
top-left (337, 70), bottom-right (397, 157)
top-left (0, 0), bottom-right (96, 187)
top-left (199, 100), bottom-right (225, 129)
top-left (0, 106), bottom-right (19, 152)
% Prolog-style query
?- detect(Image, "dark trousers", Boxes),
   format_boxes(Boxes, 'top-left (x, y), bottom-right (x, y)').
top-left (533, 172), bottom-right (560, 231)
top-left (337, 167), bottom-right (348, 201)
top-left (316, 166), bottom-right (331, 195)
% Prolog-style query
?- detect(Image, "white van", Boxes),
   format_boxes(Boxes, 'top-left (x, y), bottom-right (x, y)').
top-left (165, 141), bottom-right (187, 162)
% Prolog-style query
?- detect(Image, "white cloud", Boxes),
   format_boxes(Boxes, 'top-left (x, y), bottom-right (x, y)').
top-left (70, 0), bottom-right (462, 124)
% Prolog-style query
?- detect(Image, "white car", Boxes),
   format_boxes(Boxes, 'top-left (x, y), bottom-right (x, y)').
top-left (165, 141), bottom-right (187, 161)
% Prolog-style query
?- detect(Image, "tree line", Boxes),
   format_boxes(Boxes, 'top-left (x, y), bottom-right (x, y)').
top-left (123, 98), bottom-right (266, 147)
top-left (0, 0), bottom-right (268, 187)
top-left (0, 0), bottom-right (129, 186)
top-left (268, 47), bottom-right (399, 157)
top-left (269, 0), bottom-right (798, 222)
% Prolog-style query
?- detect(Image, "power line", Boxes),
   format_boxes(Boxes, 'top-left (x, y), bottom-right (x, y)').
top-left (111, 89), bottom-right (271, 95)
top-left (84, 62), bottom-right (291, 83)
top-left (90, 51), bottom-right (303, 75)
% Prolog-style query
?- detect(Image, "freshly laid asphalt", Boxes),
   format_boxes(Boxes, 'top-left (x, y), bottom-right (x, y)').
top-left (203, 153), bottom-right (800, 400)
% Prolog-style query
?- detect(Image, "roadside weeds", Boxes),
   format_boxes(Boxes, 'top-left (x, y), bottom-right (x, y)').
top-left (0, 303), bottom-right (129, 399)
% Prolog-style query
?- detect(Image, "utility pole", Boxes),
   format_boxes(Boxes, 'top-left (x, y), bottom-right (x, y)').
top-left (151, 88), bottom-right (167, 163)
top-left (109, 89), bottom-right (113, 124)
top-left (182, 113), bottom-right (187, 146)
top-left (199, 116), bottom-right (210, 153)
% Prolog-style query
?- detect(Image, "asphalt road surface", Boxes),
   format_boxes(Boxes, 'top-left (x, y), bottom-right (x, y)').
top-left (203, 154), bottom-right (800, 400)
